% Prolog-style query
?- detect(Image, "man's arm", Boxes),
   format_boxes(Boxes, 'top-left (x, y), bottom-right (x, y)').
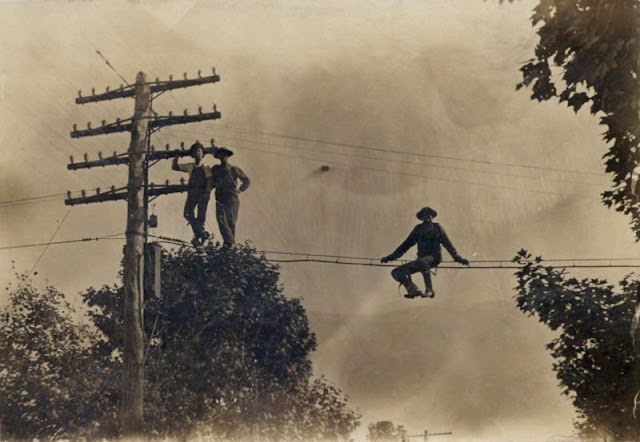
top-left (172, 158), bottom-right (192, 173)
top-left (439, 225), bottom-right (469, 266)
top-left (233, 166), bottom-right (251, 192)
top-left (381, 229), bottom-right (416, 263)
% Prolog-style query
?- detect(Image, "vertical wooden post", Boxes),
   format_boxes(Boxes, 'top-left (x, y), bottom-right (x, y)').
top-left (68, 67), bottom-right (221, 435)
top-left (120, 71), bottom-right (150, 436)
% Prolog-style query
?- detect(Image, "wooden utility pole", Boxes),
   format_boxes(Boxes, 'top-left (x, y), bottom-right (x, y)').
top-left (68, 68), bottom-right (222, 436)
top-left (120, 71), bottom-right (150, 434)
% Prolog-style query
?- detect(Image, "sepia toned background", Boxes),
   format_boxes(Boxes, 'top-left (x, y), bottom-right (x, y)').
top-left (1, 0), bottom-right (636, 440)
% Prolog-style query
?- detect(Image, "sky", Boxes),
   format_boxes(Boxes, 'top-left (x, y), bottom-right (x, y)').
top-left (1, 0), bottom-right (638, 440)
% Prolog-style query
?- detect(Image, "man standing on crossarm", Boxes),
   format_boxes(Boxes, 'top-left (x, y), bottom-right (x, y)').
top-left (210, 147), bottom-right (250, 248)
top-left (172, 141), bottom-right (213, 245)
top-left (381, 207), bottom-right (469, 298)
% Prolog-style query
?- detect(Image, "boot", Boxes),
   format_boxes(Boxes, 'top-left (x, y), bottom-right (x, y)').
top-left (402, 281), bottom-right (422, 299)
top-left (420, 288), bottom-right (435, 298)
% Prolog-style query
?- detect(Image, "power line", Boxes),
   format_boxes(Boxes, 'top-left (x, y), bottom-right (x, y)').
top-left (156, 90), bottom-right (607, 180)
top-left (219, 140), bottom-right (596, 200)
top-left (3, 231), bottom-right (639, 270)
top-left (0, 233), bottom-right (125, 251)
top-left (30, 208), bottom-right (71, 273)
top-left (267, 257), bottom-right (640, 269)
top-left (161, 79), bottom-right (607, 199)
top-left (216, 135), bottom-right (607, 188)
top-left (143, 234), bottom-right (640, 270)
top-left (167, 125), bottom-right (596, 199)
top-left (169, 126), bottom-right (607, 189)
top-left (263, 253), bottom-right (640, 269)
top-left (0, 193), bottom-right (66, 207)
top-left (262, 249), bottom-right (640, 264)
top-left (1, 153), bottom-right (595, 210)
top-left (96, 50), bottom-right (131, 86)
top-left (205, 123), bottom-right (606, 177)
top-left (3, 96), bottom-right (125, 190)
top-left (0, 183), bottom-right (188, 209)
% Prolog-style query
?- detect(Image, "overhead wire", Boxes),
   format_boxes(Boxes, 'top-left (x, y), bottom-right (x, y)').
top-left (175, 127), bottom-right (597, 199)
top-left (156, 76), bottom-right (606, 184)
top-left (0, 86), bottom-right (611, 256)
top-left (202, 122), bottom-right (606, 177)
top-left (30, 208), bottom-right (72, 273)
top-left (0, 183), bottom-right (176, 209)
top-left (0, 193), bottom-right (67, 207)
top-left (7, 69), bottom-right (613, 269)
top-left (0, 233), bottom-right (125, 251)
top-left (145, 53), bottom-right (599, 179)
top-left (0, 50), bottom-right (137, 258)
top-left (1, 229), bottom-right (639, 269)
top-left (213, 134), bottom-right (608, 188)
top-left (168, 125), bottom-right (608, 189)
top-left (260, 249), bottom-right (640, 263)
top-left (143, 234), bottom-right (640, 270)
top-left (267, 258), bottom-right (640, 269)
top-left (96, 49), bottom-right (131, 86)
top-left (151, 70), bottom-right (606, 201)
top-left (227, 144), bottom-right (594, 199)
top-left (2, 88), bottom-right (127, 194)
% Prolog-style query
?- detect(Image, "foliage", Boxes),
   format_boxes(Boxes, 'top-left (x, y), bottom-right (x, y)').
top-left (367, 421), bottom-right (407, 441)
top-left (0, 244), bottom-right (359, 440)
top-left (508, 0), bottom-right (640, 237)
top-left (83, 242), bottom-right (360, 440)
top-left (513, 249), bottom-right (639, 440)
top-left (0, 273), bottom-right (118, 440)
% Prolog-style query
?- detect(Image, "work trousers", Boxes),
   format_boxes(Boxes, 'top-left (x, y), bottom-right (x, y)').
top-left (216, 195), bottom-right (240, 247)
top-left (391, 255), bottom-right (438, 293)
top-left (184, 192), bottom-right (210, 240)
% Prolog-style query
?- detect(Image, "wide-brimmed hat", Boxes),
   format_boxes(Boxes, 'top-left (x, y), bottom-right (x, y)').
top-left (213, 147), bottom-right (234, 159)
top-left (416, 207), bottom-right (437, 220)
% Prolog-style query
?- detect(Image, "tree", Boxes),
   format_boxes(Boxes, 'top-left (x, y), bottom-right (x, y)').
top-left (513, 250), bottom-right (639, 440)
top-left (367, 420), bottom-right (407, 441)
top-left (83, 242), bottom-right (361, 440)
top-left (0, 272), bottom-right (118, 440)
top-left (0, 244), bottom-right (360, 440)
top-left (504, 0), bottom-right (640, 430)
top-left (508, 0), bottom-right (640, 235)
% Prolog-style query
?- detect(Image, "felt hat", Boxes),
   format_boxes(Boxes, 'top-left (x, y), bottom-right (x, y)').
top-left (213, 147), bottom-right (234, 159)
top-left (416, 207), bottom-right (437, 220)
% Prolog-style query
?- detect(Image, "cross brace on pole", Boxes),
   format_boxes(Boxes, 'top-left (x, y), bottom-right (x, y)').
top-left (70, 109), bottom-right (221, 138)
top-left (75, 69), bottom-right (220, 104)
top-left (67, 141), bottom-right (224, 170)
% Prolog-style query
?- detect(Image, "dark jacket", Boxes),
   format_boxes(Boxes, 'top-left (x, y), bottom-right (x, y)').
top-left (386, 222), bottom-right (461, 265)
top-left (210, 164), bottom-right (250, 201)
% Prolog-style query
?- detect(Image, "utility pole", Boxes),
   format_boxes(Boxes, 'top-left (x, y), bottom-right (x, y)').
top-left (68, 68), bottom-right (221, 436)
top-left (120, 71), bottom-right (149, 434)
top-left (404, 430), bottom-right (452, 441)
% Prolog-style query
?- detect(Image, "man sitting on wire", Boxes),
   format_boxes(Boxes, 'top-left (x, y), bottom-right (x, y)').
top-left (210, 146), bottom-right (250, 248)
top-left (381, 207), bottom-right (470, 298)
top-left (172, 141), bottom-right (213, 246)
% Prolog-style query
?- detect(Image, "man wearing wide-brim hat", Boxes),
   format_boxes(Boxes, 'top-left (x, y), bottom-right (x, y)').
top-left (209, 146), bottom-right (250, 247)
top-left (381, 207), bottom-right (469, 298)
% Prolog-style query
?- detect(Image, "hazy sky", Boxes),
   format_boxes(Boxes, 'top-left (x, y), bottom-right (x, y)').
top-left (1, 1), bottom-right (637, 440)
